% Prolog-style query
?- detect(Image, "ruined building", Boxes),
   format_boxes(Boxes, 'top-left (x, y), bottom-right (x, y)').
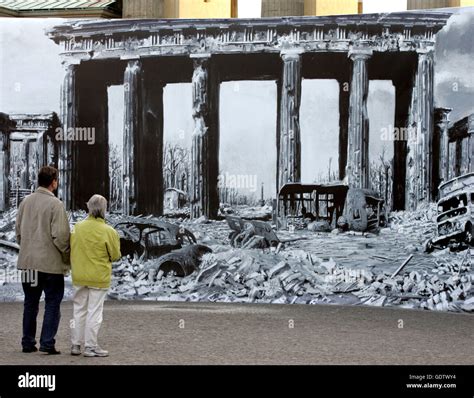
top-left (42, 11), bottom-right (457, 218)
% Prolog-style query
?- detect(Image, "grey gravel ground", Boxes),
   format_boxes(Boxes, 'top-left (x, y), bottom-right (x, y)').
top-left (0, 300), bottom-right (472, 365)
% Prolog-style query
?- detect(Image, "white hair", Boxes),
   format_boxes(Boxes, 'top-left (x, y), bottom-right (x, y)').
top-left (87, 194), bottom-right (107, 219)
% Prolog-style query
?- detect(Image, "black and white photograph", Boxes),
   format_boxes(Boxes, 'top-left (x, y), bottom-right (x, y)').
top-left (0, 0), bottom-right (473, 393)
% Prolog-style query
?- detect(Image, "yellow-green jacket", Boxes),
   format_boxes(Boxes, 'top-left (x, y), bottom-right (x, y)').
top-left (71, 215), bottom-right (121, 289)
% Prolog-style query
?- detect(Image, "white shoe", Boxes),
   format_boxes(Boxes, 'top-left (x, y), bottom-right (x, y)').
top-left (83, 346), bottom-right (109, 357)
top-left (71, 345), bottom-right (81, 356)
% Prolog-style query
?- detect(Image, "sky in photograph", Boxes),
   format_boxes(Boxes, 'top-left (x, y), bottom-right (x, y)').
top-left (0, 8), bottom-right (472, 197)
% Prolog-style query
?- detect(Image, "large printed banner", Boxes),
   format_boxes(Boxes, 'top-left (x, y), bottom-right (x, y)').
top-left (0, 7), bottom-right (473, 312)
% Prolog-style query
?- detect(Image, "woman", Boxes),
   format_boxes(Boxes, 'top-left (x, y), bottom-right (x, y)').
top-left (70, 194), bottom-right (121, 357)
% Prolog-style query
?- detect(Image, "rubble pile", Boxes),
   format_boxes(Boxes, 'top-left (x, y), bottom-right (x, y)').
top-left (0, 206), bottom-right (472, 312)
top-left (109, 244), bottom-right (473, 312)
top-left (389, 203), bottom-right (437, 246)
top-left (354, 250), bottom-right (472, 311)
top-left (0, 209), bottom-right (20, 300)
top-left (164, 207), bottom-right (191, 219)
top-left (220, 205), bottom-right (273, 221)
top-left (0, 209), bottom-right (18, 242)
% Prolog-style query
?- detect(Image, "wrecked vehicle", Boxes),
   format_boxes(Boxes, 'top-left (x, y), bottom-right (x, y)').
top-left (343, 188), bottom-right (387, 232)
top-left (114, 218), bottom-right (211, 276)
top-left (425, 172), bottom-right (474, 252)
top-left (114, 218), bottom-right (198, 259)
top-left (152, 244), bottom-right (213, 277)
top-left (278, 184), bottom-right (385, 233)
top-left (277, 183), bottom-right (348, 231)
top-left (226, 216), bottom-right (280, 248)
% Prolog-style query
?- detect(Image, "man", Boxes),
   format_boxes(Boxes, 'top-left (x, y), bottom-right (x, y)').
top-left (16, 166), bottom-right (70, 355)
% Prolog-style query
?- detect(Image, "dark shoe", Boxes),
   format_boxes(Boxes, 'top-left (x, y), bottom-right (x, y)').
top-left (39, 347), bottom-right (61, 355)
top-left (22, 346), bottom-right (38, 353)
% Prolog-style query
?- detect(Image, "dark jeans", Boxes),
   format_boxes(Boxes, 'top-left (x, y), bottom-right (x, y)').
top-left (21, 271), bottom-right (64, 350)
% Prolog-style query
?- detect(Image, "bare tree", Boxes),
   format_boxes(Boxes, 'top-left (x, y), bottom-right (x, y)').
top-left (109, 144), bottom-right (123, 212)
top-left (163, 142), bottom-right (190, 192)
top-left (369, 146), bottom-right (393, 210)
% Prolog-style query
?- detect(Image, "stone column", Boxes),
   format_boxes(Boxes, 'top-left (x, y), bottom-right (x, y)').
top-left (59, 63), bottom-right (77, 209)
top-left (123, 59), bottom-right (142, 216)
top-left (190, 54), bottom-right (219, 219)
top-left (278, 50), bottom-right (302, 191)
top-left (36, 131), bottom-right (46, 172)
top-left (460, 136), bottom-right (470, 175)
top-left (0, 130), bottom-right (10, 211)
top-left (338, 79), bottom-right (350, 181)
top-left (47, 135), bottom-right (58, 167)
top-left (347, 49), bottom-right (371, 189)
top-left (20, 139), bottom-right (30, 189)
top-left (434, 108), bottom-right (451, 186)
top-left (448, 140), bottom-right (458, 180)
top-left (416, 49), bottom-right (435, 201)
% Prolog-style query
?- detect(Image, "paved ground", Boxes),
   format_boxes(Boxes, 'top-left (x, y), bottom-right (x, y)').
top-left (0, 300), bottom-right (472, 365)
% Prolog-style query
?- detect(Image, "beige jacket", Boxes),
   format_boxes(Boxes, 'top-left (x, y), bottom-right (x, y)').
top-left (16, 187), bottom-right (71, 275)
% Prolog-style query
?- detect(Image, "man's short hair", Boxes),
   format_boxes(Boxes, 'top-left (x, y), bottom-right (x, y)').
top-left (38, 166), bottom-right (58, 188)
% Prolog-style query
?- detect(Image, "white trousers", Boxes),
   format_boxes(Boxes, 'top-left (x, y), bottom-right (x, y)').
top-left (71, 286), bottom-right (108, 348)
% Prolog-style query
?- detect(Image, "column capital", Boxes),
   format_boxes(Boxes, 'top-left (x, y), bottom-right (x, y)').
top-left (61, 59), bottom-right (81, 69)
top-left (61, 62), bottom-right (78, 77)
top-left (124, 59), bottom-right (142, 78)
top-left (434, 107), bottom-right (452, 124)
top-left (416, 48), bottom-right (435, 60)
top-left (125, 58), bottom-right (141, 67)
top-left (348, 48), bottom-right (372, 61)
top-left (280, 49), bottom-right (304, 61)
top-left (416, 46), bottom-right (434, 54)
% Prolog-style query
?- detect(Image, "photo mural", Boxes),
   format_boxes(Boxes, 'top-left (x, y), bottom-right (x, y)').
top-left (0, 7), bottom-right (472, 312)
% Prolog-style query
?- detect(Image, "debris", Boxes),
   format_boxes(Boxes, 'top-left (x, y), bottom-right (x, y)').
top-left (194, 215), bottom-right (209, 224)
top-left (152, 244), bottom-right (212, 277)
top-left (227, 216), bottom-right (279, 248)
top-left (461, 297), bottom-right (474, 312)
top-left (308, 221), bottom-right (331, 232)
top-left (195, 260), bottom-right (220, 282)
top-left (361, 295), bottom-right (387, 307)
top-left (267, 261), bottom-right (290, 278)
top-left (136, 286), bottom-right (151, 296)
top-left (275, 242), bottom-right (283, 254)
top-left (0, 240), bottom-right (19, 252)
top-left (0, 208), bottom-right (470, 313)
top-left (332, 281), bottom-right (360, 293)
top-left (391, 254), bottom-right (414, 278)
